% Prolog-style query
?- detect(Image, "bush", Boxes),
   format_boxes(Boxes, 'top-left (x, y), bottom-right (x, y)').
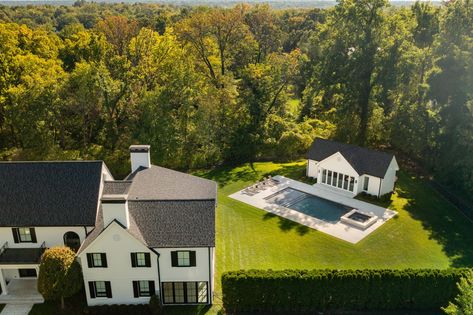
top-left (37, 246), bottom-right (83, 310)
top-left (85, 304), bottom-right (151, 315)
top-left (149, 295), bottom-right (163, 315)
top-left (358, 191), bottom-right (392, 202)
top-left (222, 269), bottom-right (471, 313)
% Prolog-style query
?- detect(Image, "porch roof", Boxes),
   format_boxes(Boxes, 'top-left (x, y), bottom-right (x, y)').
top-left (0, 248), bottom-right (43, 265)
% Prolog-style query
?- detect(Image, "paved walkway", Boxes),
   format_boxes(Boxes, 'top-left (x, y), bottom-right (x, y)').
top-left (0, 304), bottom-right (33, 315)
top-left (229, 175), bottom-right (397, 244)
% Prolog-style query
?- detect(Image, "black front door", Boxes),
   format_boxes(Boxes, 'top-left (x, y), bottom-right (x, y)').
top-left (19, 268), bottom-right (37, 278)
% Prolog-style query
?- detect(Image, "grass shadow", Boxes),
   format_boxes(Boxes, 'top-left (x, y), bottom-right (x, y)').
top-left (395, 172), bottom-right (473, 267)
top-left (262, 212), bottom-right (310, 236)
top-left (263, 163), bottom-right (315, 184)
top-left (195, 164), bottom-right (260, 188)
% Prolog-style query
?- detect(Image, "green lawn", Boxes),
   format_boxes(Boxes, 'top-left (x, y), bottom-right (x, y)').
top-left (30, 161), bottom-right (473, 315)
top-left (196, 161), bottom-right (473, 294)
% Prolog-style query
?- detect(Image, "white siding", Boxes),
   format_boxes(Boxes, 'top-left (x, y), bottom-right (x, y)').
top-left (3, 269), bottom-right (18, 281)
top-left (380, 158), bottom-right (399, 196)
top-left (78, 222), bottom-right (159, 306)
top-left (156, 247), bottom-right (214, 304)
top-left (0, 226), bottom-right (89, 249)
top-left (312, 153), bottom-right (360, 195)
top-left (307, 160), bottom-right (318, 178)
top-left (358, 175), bottom-right (382, 197)
top-left (317, 153), bottom-right (359, 178)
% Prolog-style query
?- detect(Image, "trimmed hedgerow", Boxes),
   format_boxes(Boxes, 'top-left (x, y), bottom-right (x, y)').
top-left (221, 269), bottom-right (470, 313)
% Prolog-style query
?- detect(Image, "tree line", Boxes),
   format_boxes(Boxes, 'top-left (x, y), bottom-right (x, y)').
top-left (0, 0), bottom-right (472, 197)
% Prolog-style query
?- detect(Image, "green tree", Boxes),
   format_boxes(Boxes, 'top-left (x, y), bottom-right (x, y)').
top-left (443, 271), bottom-right (473, 315)
top-left (37, 246), bottom-right (83, 310)
top-left (303, 0), bottom-right (389, 144)
top-left (428, 0), bottom-right (473, 193)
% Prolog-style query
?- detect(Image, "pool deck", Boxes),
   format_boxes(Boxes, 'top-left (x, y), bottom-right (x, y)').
top-left (229, 175), bottom-right (397, 244)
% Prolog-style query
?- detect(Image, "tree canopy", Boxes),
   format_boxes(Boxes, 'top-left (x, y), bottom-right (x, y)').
top-left (0, 0), bottom-right (472, 197)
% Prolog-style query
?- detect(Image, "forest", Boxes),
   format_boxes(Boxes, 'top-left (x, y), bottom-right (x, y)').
top-left (0, 0), bottom-right (472, 197)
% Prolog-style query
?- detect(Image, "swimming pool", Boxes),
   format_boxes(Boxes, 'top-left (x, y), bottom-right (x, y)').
top-left (265, 188), bottom-right (349, 223)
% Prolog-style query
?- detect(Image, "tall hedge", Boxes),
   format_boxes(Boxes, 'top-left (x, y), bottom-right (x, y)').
top-left (221, 269), bottom-right (471, 313)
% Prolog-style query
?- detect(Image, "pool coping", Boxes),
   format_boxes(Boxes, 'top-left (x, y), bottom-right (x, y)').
top-left (229, 175), bottom-right (398, 244)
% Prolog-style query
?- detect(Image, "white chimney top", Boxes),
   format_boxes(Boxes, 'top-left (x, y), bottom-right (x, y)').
top-left (130, 145), bottom-right (151, 173)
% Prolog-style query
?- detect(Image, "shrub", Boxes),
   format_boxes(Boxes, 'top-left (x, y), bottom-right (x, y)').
top-left (222, 269), bottom-right (471, 313)
top-left (149, 294), bottom-right (163, 315)
top-left (37, 246), bottom-right (83, 310)
top-left (85, 304), bottom-right (151, 315)
top-left (442, 270), bottom-right (473, 315)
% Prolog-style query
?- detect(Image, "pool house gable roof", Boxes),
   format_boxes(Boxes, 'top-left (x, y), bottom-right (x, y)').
top-left (308, 138), bottom-right (396, 178)
top-left (317, 151), bottom-right (360, 177)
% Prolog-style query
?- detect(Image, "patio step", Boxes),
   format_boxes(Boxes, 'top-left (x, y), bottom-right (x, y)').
top-left (0, 295), bottom-right (43, 304)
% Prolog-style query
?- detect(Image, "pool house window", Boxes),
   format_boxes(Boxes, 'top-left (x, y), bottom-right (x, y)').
top-left (320, 169), bottom-right (355, 193)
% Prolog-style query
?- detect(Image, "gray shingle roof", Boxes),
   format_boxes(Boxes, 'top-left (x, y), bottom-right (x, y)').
top-left (103, 181), bottom-right (132, 195)
top-left (128, 200), bottom-right (215, 247)
top-left (126, 165), bottom-right (217, 200)
top-left (79, 164), bottom-right (217, 251)
top-left (308, 138), bottom-right (395, 178)
top-left (0, 161), bottom-right (103, 226)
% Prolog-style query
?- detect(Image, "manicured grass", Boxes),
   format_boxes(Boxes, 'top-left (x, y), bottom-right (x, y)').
top-left (196, 161), bottom-right (473, 294)
top-left (29, 161), bottom-right (473, 315)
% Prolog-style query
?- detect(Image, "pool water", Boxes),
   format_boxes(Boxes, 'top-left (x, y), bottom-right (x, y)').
top-left (266, 188), bottom-right (349, 223)
top-left (348, 212), bottom-right (372, 222)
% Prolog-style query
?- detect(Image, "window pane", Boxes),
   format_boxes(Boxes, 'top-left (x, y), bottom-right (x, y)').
top-left (343, 175), bottom-right (349, 190)
top-left (163, 283), bottom-right (174, 303)
top-left (177, 252), bottom-right (190, 266)
top-left (136, 253), bottom-right (146, 266)
top-left (349, 177), bottom-right (355, 192)
top-left (198, 282), bottom-right (208, 303)
top-left (364, 177), bottom-right (369, 191)
top-left (19, 228), bottom-right (32, 242)
top-left (95, 281), bottom-right (107, 297)
top-left (174, 283), bottom-right (185, 303)
top-left (337, 173), bottom-right (343, 188)
top-left (332, 172), bottom-right (338, 186)
top-left (327, 171), bottom-right (332, 185)
top-left (92, 253), bottom-right (102, 267)
top-left (186, 282), bottom-right (197, 303)
top-left (139, 280), bottom-right (150, 296)
top-left (322, 170), bottom-right (327, 183)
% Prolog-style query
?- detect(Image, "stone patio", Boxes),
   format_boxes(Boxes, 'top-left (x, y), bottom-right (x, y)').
top-left (0, 279), bottom-right (43, 304)
top-left (229, 175), bottom-right (397, 243)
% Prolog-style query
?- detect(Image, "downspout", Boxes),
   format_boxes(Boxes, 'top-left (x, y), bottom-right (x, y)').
top-left (378, 178), bottom-right (383, 198)
top-left (208, 247), bottom-right (212, 304)
top-left (156, 252), bottom-right (162, 304)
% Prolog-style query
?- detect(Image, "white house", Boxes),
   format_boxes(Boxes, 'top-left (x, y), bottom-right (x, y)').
top-left (307, 138), bottom-right (399, 197)
top-left (0, 145), bottom-right (217, 306)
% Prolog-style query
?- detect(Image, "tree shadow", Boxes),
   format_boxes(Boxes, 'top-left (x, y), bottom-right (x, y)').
top-left (263, 212), bottom-right (310, 236)
top-left (262, 163), bottom-right (315, 184)
top-left (195, 164), bottom-right (260, 188)
top-left (395, 172), bottom-right (473, 267)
